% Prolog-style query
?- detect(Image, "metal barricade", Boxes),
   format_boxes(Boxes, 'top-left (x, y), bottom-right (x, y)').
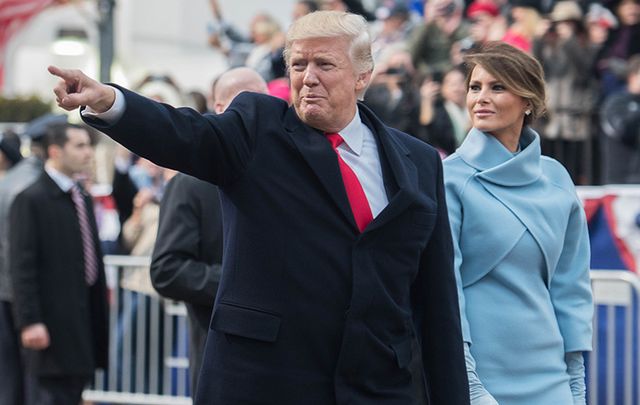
top-left (83, 255), bottom-right (192, 405)
top-left (588, 270), bottom-right (640, 405)
top-left (83, 260), bottom-right (640, 404)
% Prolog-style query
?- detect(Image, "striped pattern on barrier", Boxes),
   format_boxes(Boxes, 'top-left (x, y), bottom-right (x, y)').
top-left (83, 255), bottom-right (192, 405)
top-left (588, 270), bottom-right (640, 405)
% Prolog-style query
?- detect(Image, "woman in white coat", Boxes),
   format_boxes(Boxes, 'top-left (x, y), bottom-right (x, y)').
top-left (444, 42), bottom-right (593, 405)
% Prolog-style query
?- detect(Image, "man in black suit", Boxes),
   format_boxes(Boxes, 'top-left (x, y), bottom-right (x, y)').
top-left (0, 114), bottom-right (66, 405)
top-left (9, 123), bottom-right (108, 405)
top-left (49, 10), bottom-right (469, 405)
top-left (150, 66), bottom-right (269, 396)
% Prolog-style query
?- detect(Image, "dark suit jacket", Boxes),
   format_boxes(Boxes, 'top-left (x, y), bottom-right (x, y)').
top-left (111, 168), bottom-right (138, 252)
top-left (9, 172), bottom-right (108, 376)
top-left (85, 88), bottom-right (469, 405)
top-left (150, 172), bottom-right (223, 392)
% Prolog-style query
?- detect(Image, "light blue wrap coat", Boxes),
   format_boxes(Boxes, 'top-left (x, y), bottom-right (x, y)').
top-left (443, 127), bottom-right (593, 404)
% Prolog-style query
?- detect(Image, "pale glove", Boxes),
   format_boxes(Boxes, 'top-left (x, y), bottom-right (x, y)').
top-left (565, 351), bottom-right (586, 405)
top-left (465, 342), bottom-right (499, 405)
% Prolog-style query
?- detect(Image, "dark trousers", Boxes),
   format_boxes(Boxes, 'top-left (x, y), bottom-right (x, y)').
top-left (24, 373), bottom-right (88, 405)
top-left (0, 300), bottom-right (24, 405)
top-left (188, 316), bottom-right (208, 397)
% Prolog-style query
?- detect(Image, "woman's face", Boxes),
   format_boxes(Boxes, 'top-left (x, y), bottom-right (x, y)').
top-left (466, 65), bottom-right (529, 143)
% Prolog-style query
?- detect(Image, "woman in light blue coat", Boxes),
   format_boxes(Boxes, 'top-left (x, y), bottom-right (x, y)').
top-left (443, 42), bottom-right (593, 405)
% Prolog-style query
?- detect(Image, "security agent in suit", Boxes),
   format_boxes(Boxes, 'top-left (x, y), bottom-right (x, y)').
top-left (9, 123), bottom-right (108, 405)
top-left (151, 68), bottom-right (269, 396)
top-left (0, 114), bottom-right (66, 405)
top-left (50, 10), bottom-right (469, 405)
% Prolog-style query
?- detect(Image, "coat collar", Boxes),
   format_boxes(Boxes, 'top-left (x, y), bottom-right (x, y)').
top-left (284, 106), bottom-right (355, 228)
top-left (38, 170), bottom-right (72, 200)
top-left (456, 127), bottom-right (542, 186)
top-left (358, 103), bottom-right (418, 233)
top-left (454, 127), bottom-right (559, 287)
top-left (45, 165), bottom-right (75, 193)
top-left (284, 102), bottom-right (417, 234)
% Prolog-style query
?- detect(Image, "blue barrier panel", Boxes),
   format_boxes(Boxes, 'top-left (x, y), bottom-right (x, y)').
top-left (588, 270), bottom-right (640, 405)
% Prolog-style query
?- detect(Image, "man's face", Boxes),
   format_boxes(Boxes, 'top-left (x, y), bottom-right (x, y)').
top-left (289, 36), bottom-right (370, 133)
top-left (468, 12), bottom-right (494, 42)
top-left (56, 128), bottom-right (94, 177)
top-left (618, 0), bottom-right (640, 25)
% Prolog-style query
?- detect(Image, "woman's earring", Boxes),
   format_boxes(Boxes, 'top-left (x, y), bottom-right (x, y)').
top-left (525, 110), bottom-right (531, 116)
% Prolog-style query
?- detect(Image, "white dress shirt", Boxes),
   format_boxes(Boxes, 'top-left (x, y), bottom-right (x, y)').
top-left (335, 111), bottom-right (388, 218)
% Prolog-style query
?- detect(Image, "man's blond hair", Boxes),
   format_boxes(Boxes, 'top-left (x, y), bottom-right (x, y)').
top-left (283, 11), bottom-right (374, 75)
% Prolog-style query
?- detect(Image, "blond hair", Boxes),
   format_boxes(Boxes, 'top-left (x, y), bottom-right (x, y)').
top-left (283, 10), bottom-right (374, 74)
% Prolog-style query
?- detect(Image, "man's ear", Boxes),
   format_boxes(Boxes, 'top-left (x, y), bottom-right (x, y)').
top-left (47, 144), bottom-right (61, 160)
top-left (356, 70), bottom-right (372, 91)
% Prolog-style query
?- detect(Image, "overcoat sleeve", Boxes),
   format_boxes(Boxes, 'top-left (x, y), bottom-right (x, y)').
top-left (411, 154), bottom-right (470, 405)
top-left (83, 87), bottom-right (271, 186)
top-left (550, 192), bottom-right (593, 352)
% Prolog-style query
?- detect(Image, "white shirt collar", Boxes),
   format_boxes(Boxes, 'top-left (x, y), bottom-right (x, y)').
top-left (336, 110), bottom-right (364, 156)
top-left (45, 164), bottom-right (75, 193)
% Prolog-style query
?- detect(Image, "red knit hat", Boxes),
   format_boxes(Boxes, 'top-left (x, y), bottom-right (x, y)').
top-left (467, 1), bottom-right (500, 18)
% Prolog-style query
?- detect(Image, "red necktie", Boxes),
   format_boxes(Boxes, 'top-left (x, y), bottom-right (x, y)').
top-left (70, 184), bottom-right (99, 285)
top-left (325, 133), bottom-right (373, 232)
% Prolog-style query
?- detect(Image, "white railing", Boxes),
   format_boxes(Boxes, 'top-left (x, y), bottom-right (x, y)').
top-left (577, 185), bottom-right (640, 199)
top-left (83, 255), bottom-right (192, 405)
top-left (84, 257), bottom-right (640, 405)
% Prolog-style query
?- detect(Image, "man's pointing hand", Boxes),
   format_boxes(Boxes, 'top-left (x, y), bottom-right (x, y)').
top-left (48, 65), bottom-right (116, 113)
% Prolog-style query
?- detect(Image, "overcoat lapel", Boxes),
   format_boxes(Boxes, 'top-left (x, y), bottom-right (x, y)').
top-left (41, 172), bottom-right (85, 248)
top-left (358, 104), bottom-right (419, 233)
top-left (283, 108), bottom-right (358, 230)
top-left (42, 171), bottom-right (69, 199)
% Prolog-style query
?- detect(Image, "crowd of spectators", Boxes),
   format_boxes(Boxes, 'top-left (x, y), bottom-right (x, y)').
top-left (364, 0), bottom-right (638, 185)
